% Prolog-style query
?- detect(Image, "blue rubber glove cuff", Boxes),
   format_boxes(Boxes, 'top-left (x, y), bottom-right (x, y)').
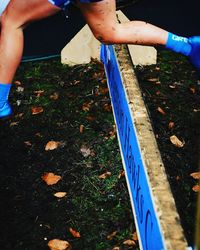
top-left (166, 32), bottom-right (192, 56)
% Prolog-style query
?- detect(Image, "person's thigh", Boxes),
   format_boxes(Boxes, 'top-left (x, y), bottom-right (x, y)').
top-left (1, 0), bottom-right (61, 28)
top-left (78, 0), bottom-right (118, 42)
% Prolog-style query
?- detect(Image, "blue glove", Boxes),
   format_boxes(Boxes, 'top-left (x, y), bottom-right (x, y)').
top-left (188, 36), bottom-right (200, 74)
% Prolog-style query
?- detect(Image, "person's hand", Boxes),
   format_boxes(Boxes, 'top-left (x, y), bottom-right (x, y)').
top-left (188, 36), bottom-right (200, 74)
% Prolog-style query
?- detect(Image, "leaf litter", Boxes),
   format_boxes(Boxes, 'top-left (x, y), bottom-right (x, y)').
top-left (0, 59), bottom-right (137, 250)
top-left (136, 50), bottom-right (200, 244)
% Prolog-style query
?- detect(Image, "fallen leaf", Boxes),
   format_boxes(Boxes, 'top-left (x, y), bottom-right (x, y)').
top-left (80, 145), bottom-right (91, 158)
top-left (34, 90), bottom-right (44, 97)
top-left (147, 78), bottom-right (159, 82)
top-left (192, 185), bottom-right (200, 192)
top-left (15, 113), bottom-right (24, 118)
top-left (190, 172), bottom-right (200, 180)
top-left (170, 135), bottom-right (185, 148)
top-left (31, 106), bottom-right (44, 115)
top-left (54, 192), bottom-right (67, 198)
top-left (118, 170), bottom-right (125, 179)
top-left (107, 231), bottom-right (117, 240)
top-left (82, 102), bottom-right (92, 112)
top-left (42, 172), bottom-right (62, 185)
top-left (157, 106), bottom-right (166, 115)
top-left (48, 239), bottom-right (71, 250)
top-left (101, 79), bottom-right (107, 84)
top-left (69, 227), bottom-right (81, 238)
top-left (168, 121), bottom-right (175, 129)
top-left (123, 239), bottom-right (136, 247)
top-left (45, 141), bottom-right (59, 151)
top-left (99, 87), bottom-right (109, 94)
top-left (103, 103), bottom-right (112, 112)
top-left (131, 232), bottom-right (138, 241)
top-left (112, 247), bottom-right (120, 250)
top-left (24, 141), bottom-right (32, 146)
top-left (189, 87), bottom-right (196, 94)
top-left (79, 125), bottom-right (84, 134)
top-left (35, 132), bottom-right (42, 137)
top-left (86, 115), bottom-right (95, 121)
top-left (14, 80), bottom-right (22, 86)
top-left (16, 86), bottom-right (24, 93)
top-left (10, 122), bottom-right (19, 127)
top-left (169, 84), bottom-right (176, 89)
top-left (193, 109), bottom-right (200, 112)
top-left (99, 171), bottom-right (112, 179)
top-left (50, 92), bottom-right (59, 100)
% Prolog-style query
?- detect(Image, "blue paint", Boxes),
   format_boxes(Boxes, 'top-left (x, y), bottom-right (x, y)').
top-left (101, 44), bottom-right (165, 250)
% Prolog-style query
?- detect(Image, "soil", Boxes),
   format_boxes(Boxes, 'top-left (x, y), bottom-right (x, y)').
top-left (135, 49), bottom-right (200, 246)
top-left (0, 59), bottom-right (138, 250)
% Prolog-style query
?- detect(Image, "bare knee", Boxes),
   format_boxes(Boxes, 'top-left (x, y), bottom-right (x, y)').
top-left (92, 26), bottom-right (119, 44)
top-left (1, 10), bottom-right (23, 30)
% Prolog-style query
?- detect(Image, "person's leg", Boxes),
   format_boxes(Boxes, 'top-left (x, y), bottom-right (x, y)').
top-left (79, 0), bottom-right (168, 46)
top-left (0, 0), bottom-right (60, 118)
top-left (79, 0), bottom-right (199, 71)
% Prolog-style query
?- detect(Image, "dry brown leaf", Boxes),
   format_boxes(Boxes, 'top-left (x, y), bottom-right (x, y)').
top-left (123, 239), bottom-right (136, 246)
top-left (157, 106), bottom-right (166, 115)
top-left (170, 135), bottom-right (185, 148)
top-left (147, 78), bottom-right (159, 82)
top-left (31, 106), bottom-right (44, 115)
top-left (99, 87), bottom-right (109, 94)
top-left (42, 172), bottom-right (62, 185)
top-left (16, 86), bottom-right (24, 93)
top-left (101, 79), bottom-right (107, 84)
top-left (69, 227), bottom-right (81, 238)
top-left (15, 113), bottom-right (24, 118)
top-left (34, 90), bottom-right (45, 97)
top-left (54, 192), bottom-right (67, 198)
top-left (45, 141), bottom-right (59, 151)
top-left (131, 232), bottom-right (138, 241)
top-left (107, 231), bottom-right (118, 240)
top-left (86, 115), bottom-right (95, 121)
top-left (82, 102), bottom-right (92, 112)
top-left (169, 84), bottom-right (176, 89)
top-left (190, 172), bottom-right (200, 180)
top-left (14, 80), bottom-right (22, 86)
top-left (192, 185), bottom-right (200, 192)
top-left (118, 170), bottom-right (125, 179)
top-left (10, 122), bottom-right (19, 127)
top-left (79, 125), bottom-right (84, 134)
top-left (35, 132), bottom-right (42, 137)
top-left (99, 171), bottom-right (112, 179)
top-left (112, 247), bottom-right (120, 250)
top-left (80, 145), bottom-right (91, 158)
top-left (168, 121), bottom-right (175, 129)
top-left (24, 141), bottom-right (32, 146)
top-left (103, 103), bottom-right (112, 112)
top-left (189, 87), bottom-right (196, 94)
top-left (50, 92), bottom-right (59, 100)
top-left (48, 239), bottom-right (71, 250)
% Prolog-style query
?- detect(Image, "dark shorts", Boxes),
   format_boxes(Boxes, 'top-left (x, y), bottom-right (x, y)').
top-left (48, 0), bottom-right (103, 8)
